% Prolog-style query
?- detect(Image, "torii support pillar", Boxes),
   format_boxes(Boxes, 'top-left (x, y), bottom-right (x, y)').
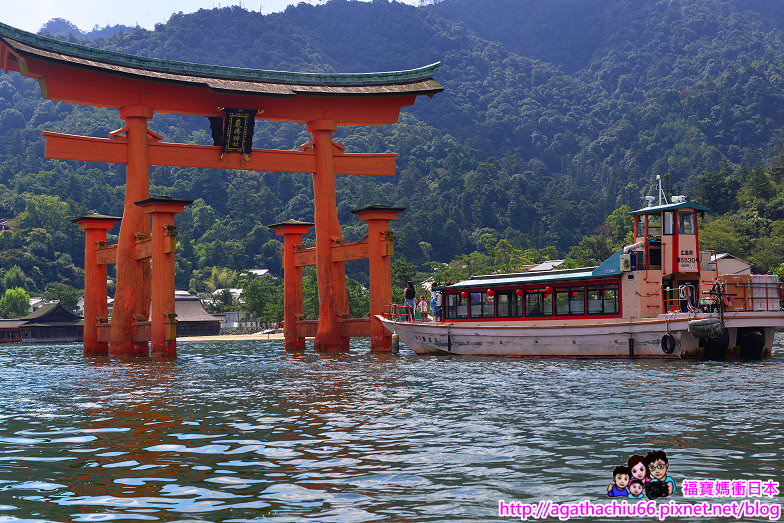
top-left (269, 220), bottom-right (314, 351)
top-left (72, 214), bottom-right (121, 356)
top-left (136, 197), bottom-right (192, 358)
top-left (353, 206), bottom-right (404, 351)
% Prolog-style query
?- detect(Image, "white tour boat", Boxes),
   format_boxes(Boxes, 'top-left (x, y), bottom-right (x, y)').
top-left (379, 198), bottom-right (784, 359)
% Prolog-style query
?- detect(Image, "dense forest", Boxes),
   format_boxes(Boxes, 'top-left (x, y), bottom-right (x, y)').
top-left (0, 0), bottom-right (783, 318)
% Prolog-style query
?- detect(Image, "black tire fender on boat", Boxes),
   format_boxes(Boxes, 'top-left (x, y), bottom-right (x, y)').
top-left (661, 333), bottom-right (676, 354)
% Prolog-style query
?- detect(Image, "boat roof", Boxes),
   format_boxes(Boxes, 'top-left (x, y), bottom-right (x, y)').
top-left (628, 201), bottom-right (710, 215)
top-left (439, 250), bottom-right (624, 290)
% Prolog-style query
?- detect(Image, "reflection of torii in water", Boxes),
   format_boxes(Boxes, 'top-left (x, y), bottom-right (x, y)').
top-left (0, 22), bottom-right (442, 356)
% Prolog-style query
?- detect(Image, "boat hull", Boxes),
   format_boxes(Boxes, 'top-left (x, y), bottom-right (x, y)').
top-left (378, 313), bottom-right (781, 359)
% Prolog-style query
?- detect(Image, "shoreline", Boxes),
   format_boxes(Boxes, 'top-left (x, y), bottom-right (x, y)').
top-left (177, 332), bottom-right (288, 342)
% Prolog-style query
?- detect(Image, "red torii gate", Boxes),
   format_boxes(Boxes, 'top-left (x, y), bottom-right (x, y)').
top-left (0, 22), bottom-right (441, 356)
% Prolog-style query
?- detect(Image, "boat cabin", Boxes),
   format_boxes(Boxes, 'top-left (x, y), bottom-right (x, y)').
top-left (628, 199), bottom-right (708, 271)
top-left (435, 198), bottom-right (725, 322)
top-left (626, 199), bottom-right (714, 313)
top-left (438, 260), bottom-right (625, 322)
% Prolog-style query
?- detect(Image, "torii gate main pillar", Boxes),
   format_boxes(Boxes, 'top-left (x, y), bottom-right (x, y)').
top-left (110, 106), bottom-right (153, 358)
top-left (308, 119), bottom-right (350, 352)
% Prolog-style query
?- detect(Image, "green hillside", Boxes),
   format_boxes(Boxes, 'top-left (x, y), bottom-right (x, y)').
top-left (0, 0), bottom-right (783, 311)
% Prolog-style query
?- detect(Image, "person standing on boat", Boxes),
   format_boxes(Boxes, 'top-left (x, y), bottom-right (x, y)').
top-left (417, 296), bottom-right (429, 320)
top-left (404, 281), bottom-right (417, 320)
top-left (431, 289), bottom-right (442, 322)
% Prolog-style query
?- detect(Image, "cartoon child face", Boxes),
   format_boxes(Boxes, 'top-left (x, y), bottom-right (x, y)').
top-left (629, 482), bottom-right (643, 496)
top-left (614, 473), bottom-right (630, 489)
top-left (649, 459), bottom-right (668, 480)
top-left (631, 462), bottom-right (647, 480)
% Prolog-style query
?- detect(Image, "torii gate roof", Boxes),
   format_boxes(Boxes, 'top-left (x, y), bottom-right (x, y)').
top-left (0, 22), bottom-right (442, 122)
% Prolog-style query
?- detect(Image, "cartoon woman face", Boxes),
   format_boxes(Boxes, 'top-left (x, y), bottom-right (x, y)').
top-left (631, 461), bottom-right (647, 480)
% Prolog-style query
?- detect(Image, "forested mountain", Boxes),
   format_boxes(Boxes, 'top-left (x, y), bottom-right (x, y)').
top-left (0, 0), bottom-right (783, 308)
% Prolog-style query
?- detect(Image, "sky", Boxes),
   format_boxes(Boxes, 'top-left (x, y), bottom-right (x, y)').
top-left (4, 0), bottom-right (421, 33)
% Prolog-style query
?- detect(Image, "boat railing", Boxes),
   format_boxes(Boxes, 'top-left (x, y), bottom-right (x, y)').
top-left (724, 279), bottom-right (783, 312)
top-left (664, 278), bottom-right (783, 313)
top-left (383, 303), bottom-right (433, 323)
top-left (662, 285), bottom-right (701, 313)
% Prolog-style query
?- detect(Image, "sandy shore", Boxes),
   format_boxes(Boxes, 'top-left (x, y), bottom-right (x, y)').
top-left (177, 332), bottom-right (289, 342)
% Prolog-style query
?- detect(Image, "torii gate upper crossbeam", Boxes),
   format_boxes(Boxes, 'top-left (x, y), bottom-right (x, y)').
top-left (43, 132), bottom-right (397, 176)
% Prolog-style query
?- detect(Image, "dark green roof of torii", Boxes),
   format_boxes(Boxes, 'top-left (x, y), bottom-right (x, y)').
top-left (0, 21), bottom-right (442, 91)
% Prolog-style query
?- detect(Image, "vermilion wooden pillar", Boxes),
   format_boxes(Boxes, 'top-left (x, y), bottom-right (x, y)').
top-left (308, 119), bottom-right (350, 352)
top-left (136, 197), bottom-right (192, 358)
top-left (353, 206), bottom-right (404, 351)
top-left (111, 106), bottom-right (153, 357)
top-left (269, 220), bottom-right (314, 351)
top-left (72, 214), bottom-right (121, 356)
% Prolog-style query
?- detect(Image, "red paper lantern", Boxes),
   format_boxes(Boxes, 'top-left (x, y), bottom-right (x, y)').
top-left (461, 291), bottom-right (469, 298)
top-left (515, 289), bottom-right (524, 296)
top-left (487, 289), bottom-right (495, 297)
top-left (571, 291), bottom-right (579, 298)
top-left (545, 286), bottom-right (554, 295)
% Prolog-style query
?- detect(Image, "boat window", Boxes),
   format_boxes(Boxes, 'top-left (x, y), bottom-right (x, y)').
top-left (444, 293), bottom-right (469, 320)
top-left (569, 288), bottom-right (584, 315)
top-left (678, 211), bottom-right (695, 235)
top-left (587, 285), bottom-right (619, 315)
top-left (470, 291), bottom-right (495, 318)
top-left (603, 286), bottom-right (619, 314)
top-left (496, 291), bottom-right (522, 318)
top-left (525, 290), bottom-right (552, 317)
top-left (587, 287), bottom-right (603, 314)
top-left (635, 215), bottom-right (645, 238)
top-left (663, 212), bottom-right (674, 235)
top-left (556, 287), bottom-right (585, 315)
top-left (647, 213), bottom-right (661, 238)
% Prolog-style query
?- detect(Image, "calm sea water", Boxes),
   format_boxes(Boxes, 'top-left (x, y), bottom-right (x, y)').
top-left (0, 335), bottom-right (781, 522)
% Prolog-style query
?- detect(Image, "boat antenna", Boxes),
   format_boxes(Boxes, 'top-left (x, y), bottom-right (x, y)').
top-left (656, 174), bottom-right (666, 205)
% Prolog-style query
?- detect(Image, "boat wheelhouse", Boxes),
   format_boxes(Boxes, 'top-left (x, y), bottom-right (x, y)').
top-left (380, 198), bottom-right (784, 359)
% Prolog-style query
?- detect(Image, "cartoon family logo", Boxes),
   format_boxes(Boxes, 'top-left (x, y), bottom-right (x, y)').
top-left (607, 450), bottom-right (676, 500)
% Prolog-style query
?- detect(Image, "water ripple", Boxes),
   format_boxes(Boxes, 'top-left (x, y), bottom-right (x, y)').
top-left (0, 337), bottom-right (780, 520)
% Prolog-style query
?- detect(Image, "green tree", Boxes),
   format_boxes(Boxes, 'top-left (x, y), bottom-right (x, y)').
top-left (302, 267), bottom-right (319, 320)
top-left (240, 275), bottom-right (283, 323)
top-left (346, 277), bottom-right (370, 318)
top-left (189, 266), bottom-right (238, 294)
top-left (205, 288), bottom-right (238, 313)
top-left (43, 282), bottom-right (82, 312)
top-left (1, 265), bottom-right (28, 291)
top-left (0, 288), bottom-right (30, 318)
